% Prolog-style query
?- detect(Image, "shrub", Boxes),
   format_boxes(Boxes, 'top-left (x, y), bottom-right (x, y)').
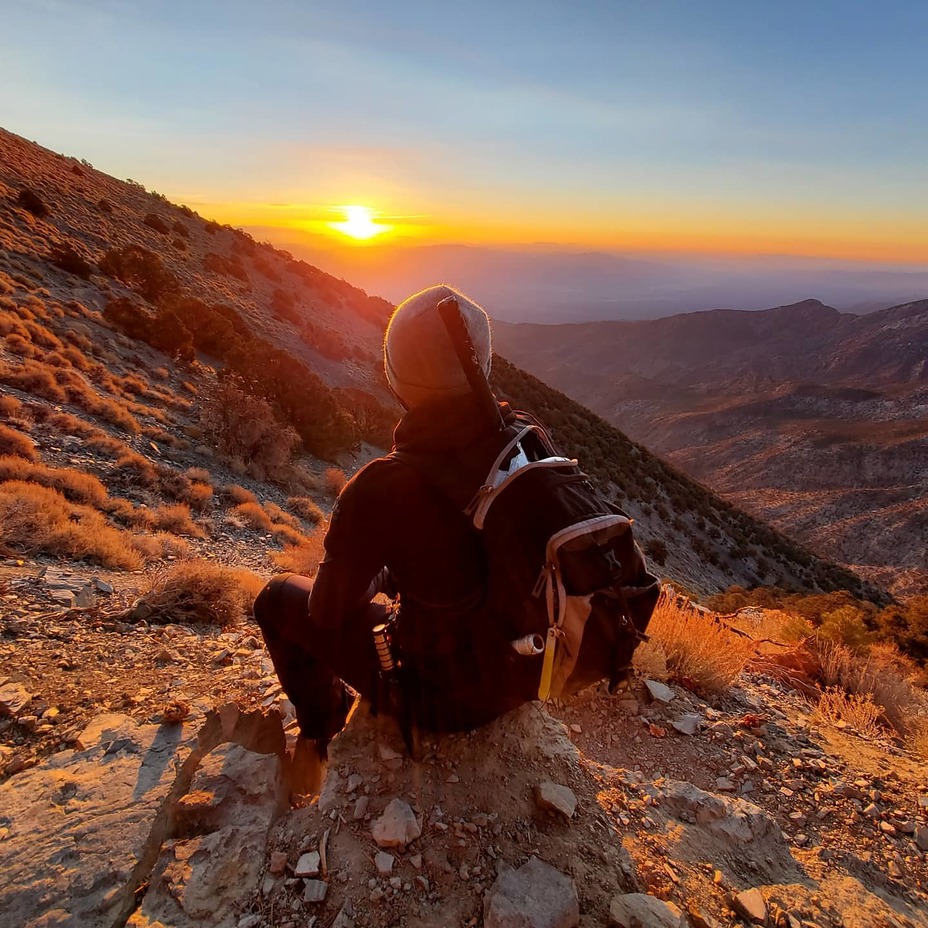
top-left (263, 501), bottom-right (301, 530)
top-left (323, 467), bottom-right (348, 496)
top-left (17, 188), bottom-right (48, 218)
top-left (185, 466), bottom-right (213, 484)
top-left (224, 484), bottom-right (258, 505)
top-left (143, 213), bottom-right (170, 234)
top-left (810, 638), bottom-right (927, 739)
top-left (0, 456), bottom-right (109, 507)
top-left (813, 687), bottom-right (885, 738)
top-left (114, 449), bottom-right (161, 488)
top-left (150, 503), bottom-right (207, 537)
top-left (271, 527), bottom-right (326, 576)
top-left (0, 359), bottom-right (66, 402)
top-left (0, 480), bottom-right (143, 569)
top-left (184, 481), bottom-right (214, 510)
top-left (635, 594), bottom-right (756, 695)
top-left (200, 377), bottom-right (299, 480)
top-left (0, 395), bottom-right (25, 419)
top-left (127, 561), bottom-right (264, 626)
top-left (23, 320), bottom-right (64, 350)
top-left (49, 244), bottom-right (94, 280)
top-left (230, 501), bottom-right (274, 532)
top-left (644, 538), bottom-right (668, 566)
top-left (286, 496), bottom-right (324, 525)
top-left (132, 532), bottom-right (192, 562)
top-left (3, 334), bottom-right (37, 358)
top-left (98, 246), bottom-right (178, 303)
top-left (0, 425), bottom-right (37, 460)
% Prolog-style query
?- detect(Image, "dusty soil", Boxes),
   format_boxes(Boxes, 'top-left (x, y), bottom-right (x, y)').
top-left (2, 560), bottom-right (927, 928)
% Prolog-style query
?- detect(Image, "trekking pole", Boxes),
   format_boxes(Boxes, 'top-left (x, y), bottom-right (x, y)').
top-left (372, 623), bottom-right (418, 758)
top-left (437, 295), bottom-right (505, 431)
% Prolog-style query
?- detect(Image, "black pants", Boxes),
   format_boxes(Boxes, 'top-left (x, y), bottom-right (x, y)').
top-left (253, 574), bottom-right (543, 740)
top-left (253, 574), bottom-right (385, 741)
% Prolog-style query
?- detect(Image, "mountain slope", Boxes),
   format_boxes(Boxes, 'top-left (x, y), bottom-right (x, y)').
top-left (494, 301), bottom-right (928, 597)
top-left (0, 126), bottom-right (882, 601)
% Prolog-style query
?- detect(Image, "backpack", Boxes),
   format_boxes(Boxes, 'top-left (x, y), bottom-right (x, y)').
top-left (393, 411), bottom-right (661, 702)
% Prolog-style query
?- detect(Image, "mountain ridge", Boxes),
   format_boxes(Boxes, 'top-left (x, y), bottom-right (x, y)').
top-left (494, 299), bottom-right (928, 597)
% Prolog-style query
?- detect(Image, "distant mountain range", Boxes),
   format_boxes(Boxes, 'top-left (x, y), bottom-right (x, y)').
top-left (0, 126), bottom-right (875, 600)
top-left (256, 231), bottom-right (928, 323)
top-left (494, 299), bottom-right (928, 597)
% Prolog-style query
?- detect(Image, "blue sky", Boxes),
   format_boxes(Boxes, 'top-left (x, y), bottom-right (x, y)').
top-left (2, 0), bottom-right (926, 259)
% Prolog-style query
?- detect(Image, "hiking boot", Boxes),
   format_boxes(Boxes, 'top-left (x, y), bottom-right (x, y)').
top-left (287, 736), bottom-right (327, 796)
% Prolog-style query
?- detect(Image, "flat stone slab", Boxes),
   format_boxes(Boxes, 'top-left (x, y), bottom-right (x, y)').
top-left (0, 713), bottom-right (198, 928)
top-left (484, 856), bottom-right (579, 928)
top-left (645, 680), bottom-right (675, 704)
top-left (129, 743), bottom-right (286, 928)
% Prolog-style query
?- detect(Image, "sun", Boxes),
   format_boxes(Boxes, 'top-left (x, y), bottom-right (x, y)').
top-left (330, 205), bottom-right (391, 241)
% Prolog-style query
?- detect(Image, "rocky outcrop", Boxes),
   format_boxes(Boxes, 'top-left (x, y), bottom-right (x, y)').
top-left (0, 705), bottom-right (286, 928)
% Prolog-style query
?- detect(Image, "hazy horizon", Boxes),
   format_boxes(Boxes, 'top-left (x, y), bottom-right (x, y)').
top-left (3, 1), bottom-right (927, 266)
top-left (246, 226), bottom-right (928, 322)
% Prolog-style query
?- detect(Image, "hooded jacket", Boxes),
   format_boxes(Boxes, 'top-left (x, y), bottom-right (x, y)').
top-left (307, 394), bottom-right (538, 730)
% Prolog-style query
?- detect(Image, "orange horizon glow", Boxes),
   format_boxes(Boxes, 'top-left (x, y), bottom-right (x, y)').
top-left (193, 199), bottom-right (928, 265)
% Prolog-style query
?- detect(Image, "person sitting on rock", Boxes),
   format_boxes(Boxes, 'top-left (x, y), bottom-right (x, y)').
top-left (253, 285), bottom-right (549, 779)
top-left (254, 283), bottom-right (659, 789)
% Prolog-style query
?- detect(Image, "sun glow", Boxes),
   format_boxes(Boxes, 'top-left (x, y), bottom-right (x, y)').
top-left (330, 205), bottom-right (392, 241)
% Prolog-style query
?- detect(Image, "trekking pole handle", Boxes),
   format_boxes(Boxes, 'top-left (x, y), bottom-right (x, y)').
top-left (372, 623), bottom-right (396, 673)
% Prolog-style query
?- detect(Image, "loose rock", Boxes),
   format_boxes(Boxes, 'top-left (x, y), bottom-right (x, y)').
top-left (483, 856), bottom-right (579, 928)
top-left (371, 799), bottom-right (421, 848)
top-left (731, 887), bottom-right (767, 925)
top-left (294, 851), bottom-right (321, 877)
top-left (645, 680), bottom-right (675, 704)
top-left (303, 879), bottom-right (328, 903)
top-left (609, 893), bottom-right (688, 927)
top-left (534, 781), bottom-right (578, 819)
top-left (375, 851), bottom-right (395, 875)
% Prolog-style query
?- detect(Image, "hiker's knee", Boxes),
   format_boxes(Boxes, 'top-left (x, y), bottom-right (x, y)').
top-left (253, 573), bottom-right (314, 635)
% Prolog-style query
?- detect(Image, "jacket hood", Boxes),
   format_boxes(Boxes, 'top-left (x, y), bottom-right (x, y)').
top-left (393, 394), bottom-right (514, 455)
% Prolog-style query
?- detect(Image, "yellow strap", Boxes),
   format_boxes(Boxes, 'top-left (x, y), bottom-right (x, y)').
top-left (537, 627), bottom-right (559, 701)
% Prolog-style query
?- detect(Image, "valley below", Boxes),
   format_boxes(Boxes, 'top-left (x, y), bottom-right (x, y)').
top-left (495, 302), bottom-right (928, 599)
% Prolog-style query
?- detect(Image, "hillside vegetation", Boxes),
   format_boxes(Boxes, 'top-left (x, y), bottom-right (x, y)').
top-left (0, 124), bottom-right (878, 604)
top-left (1, 128), bottom-right (928, 928)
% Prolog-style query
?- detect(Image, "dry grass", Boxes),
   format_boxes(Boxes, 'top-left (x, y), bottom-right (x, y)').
top-left (0, 424), bottom-right (38, 460)
top-left (0, 456), bottom-right (109, 507)
top-left (230, 501), bottom-right (274, 532)
top-left (0, 480), bottom-right (144, 569)
top-left (183, 481), bottom-right (214, 510)
top-left (287, 495), bottom-right (324, 525)
top-left (185, 466), bottom-right (213, 485)
top-left (812, 688), bottom-right (886, 738)
top-left (323, 466), bottom-right (348, 496)
top-left (0, 359), bottom-right (67, 402)
top-left (132, 533), bottom-right (192, 562)
top-left (224, 484), bottom-right (258, 505)
top-left (129, 561), bottom-right (264, 627)
top-left (149, 503), bottom-right (207, 538)
top-left (47, 411), bottom-right (104, 439)
top-left (263, 501), bottom-right (301, 530)
top-left (810, 638), bottom-right (928, 740)
top-left (114, 449), bottom-right (160, 488)
top-left (270, 526), bottom-right (326, 576)
top-left (635, 595), bottom-right (757, 695)
top-left (0, 395), bottom-right (26, 419)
